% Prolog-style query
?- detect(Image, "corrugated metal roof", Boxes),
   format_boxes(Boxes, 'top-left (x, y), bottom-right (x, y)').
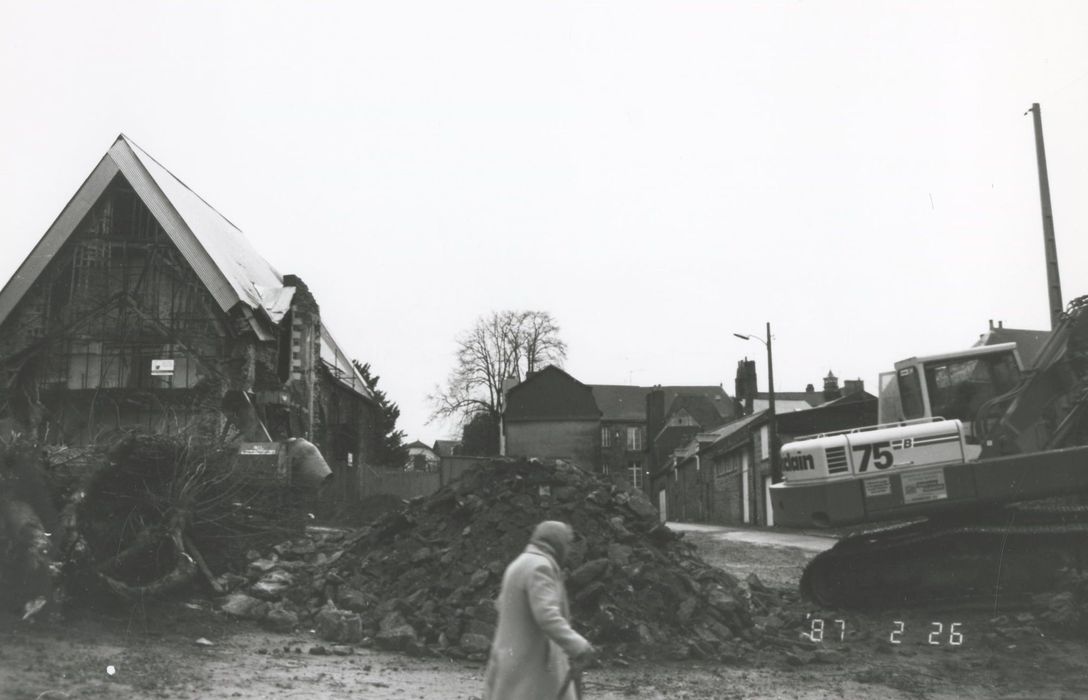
top-left (320, 326), bottom-right (375, 401)
top-left (752, 398), bottom-right (819, 413)
top-left (121, 136), bottom-right (284, 317)
top-left (256, 285), bottom-right (295, 324)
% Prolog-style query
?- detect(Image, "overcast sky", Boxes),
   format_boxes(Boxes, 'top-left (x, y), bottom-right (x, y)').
top-left (2, 1), bottom-right (1087, 444)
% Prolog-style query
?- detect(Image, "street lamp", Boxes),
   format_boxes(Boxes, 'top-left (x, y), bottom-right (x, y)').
top-left (734, 322), bottom-right (780, 485)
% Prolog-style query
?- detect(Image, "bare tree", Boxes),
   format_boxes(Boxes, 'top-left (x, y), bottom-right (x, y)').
top-left (430, 310), bottom-right (567, 426)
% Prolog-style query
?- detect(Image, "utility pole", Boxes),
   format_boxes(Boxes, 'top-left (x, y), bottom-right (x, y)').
top-left (1029, 103), bottom-right (1063, 329)
top-left (765, 322), bottom-right (780, 485)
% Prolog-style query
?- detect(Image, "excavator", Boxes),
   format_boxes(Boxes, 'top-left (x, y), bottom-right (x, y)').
top-left (772, 102), bottom-right (1087, 609)
top-left (771, 294), bottom-right (1088, 608)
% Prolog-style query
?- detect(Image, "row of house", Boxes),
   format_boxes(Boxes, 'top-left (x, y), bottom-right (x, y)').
top-left (653, 376), bottom-right (876, 526)
top-left (499, 361), bottom-right (877, 525)
top-left (0, 135), bottom-right (383, 506)
top-left (501, 366), bottom-right (736, 487)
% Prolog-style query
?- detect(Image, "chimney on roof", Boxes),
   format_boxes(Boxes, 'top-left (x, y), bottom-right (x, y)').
top-left (735, 359), bottom-right (757, 415)
top-left (999, 320), bottom-right (1004, 329)
top-left (805, 383), bottom-right (815, 393)
top-left (843, 379), bottom-right (864, 396)
top-left (989, 319), bottom-right (994, 330)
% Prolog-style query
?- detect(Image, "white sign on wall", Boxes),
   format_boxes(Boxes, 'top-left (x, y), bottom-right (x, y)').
top-left (151, 359), bottom-right (175, 376)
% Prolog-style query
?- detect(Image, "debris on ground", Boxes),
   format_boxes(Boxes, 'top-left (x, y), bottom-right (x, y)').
top-left (217, 458), bottom-right (754, 660)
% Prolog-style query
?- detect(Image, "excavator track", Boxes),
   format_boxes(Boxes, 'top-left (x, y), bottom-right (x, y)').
top-left (802, 504), bottom-right (1088, 609)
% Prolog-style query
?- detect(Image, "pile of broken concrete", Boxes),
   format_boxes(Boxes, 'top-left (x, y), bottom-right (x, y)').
top-left (218, 458), bottom-right (753, 660)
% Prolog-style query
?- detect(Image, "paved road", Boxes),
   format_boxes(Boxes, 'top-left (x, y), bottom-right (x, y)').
top-left (666, 521), bottom-right (837, 553)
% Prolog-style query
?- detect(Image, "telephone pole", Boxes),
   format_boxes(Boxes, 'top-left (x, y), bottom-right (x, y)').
top-left (1029, 103), bottom-right (1063, 329)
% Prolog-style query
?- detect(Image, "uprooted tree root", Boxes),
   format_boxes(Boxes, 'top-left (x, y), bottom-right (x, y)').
top-left (1, 432), bottom-right (306, 614)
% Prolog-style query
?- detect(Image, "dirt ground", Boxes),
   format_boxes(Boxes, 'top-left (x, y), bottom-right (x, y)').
top-left (4, 529), bottom-right (1088, 699)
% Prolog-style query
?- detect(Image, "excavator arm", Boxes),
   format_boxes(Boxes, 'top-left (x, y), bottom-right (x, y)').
top-left (978, 295), bottom-right (1088, 458)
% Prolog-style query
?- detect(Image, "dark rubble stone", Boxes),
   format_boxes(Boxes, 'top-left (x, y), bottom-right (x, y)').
top-left (574, 581), bottom-right (607, 606)
top-left (337, 586), bottom-right (375, 612)
top-left (464, 619), bottom-right (495, 638)
top-left (607, 543), bottom-right (633, 566)
top-left (220, 593), bottom-right (270, 620)
top-left (745, 572), bottom-right (770, 593)
top-left (707, 585), bottom-right (741, 613)
top-left (459, 633), bottom-right (491, 654)
top-left (376, 623), bottom-right (418, 651)
top-left (469, 569), bottom-right (490, 588)
top-left (315, 607), bottom-right (364, 643)
top-left (569, 559), bottom-right (611, 590)
top-left (250, 570), bottom-right (294, 601)
top-left (677, 597), bottom-right (697, 624)
top-left (472, 600), bottom-right (498, 623)
top-left (262, 607), bottom-right (298, 633)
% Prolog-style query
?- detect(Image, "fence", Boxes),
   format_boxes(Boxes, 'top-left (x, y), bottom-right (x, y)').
top-left (357, 455), bottom-right (492, 501)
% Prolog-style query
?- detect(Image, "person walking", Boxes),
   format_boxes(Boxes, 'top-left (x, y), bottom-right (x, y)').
top-left (482, 520), bottom-right (596, 700)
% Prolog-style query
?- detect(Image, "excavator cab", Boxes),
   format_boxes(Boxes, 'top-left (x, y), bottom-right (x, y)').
top-left (877, 342), bottom-right (1023, 441)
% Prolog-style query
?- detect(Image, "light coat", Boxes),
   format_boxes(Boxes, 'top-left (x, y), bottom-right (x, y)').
top-left (482, 544), bottom-right (591, 700)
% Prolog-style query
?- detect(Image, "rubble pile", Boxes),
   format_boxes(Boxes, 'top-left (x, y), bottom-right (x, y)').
top-left (220, 459), bottom-right (754, 659)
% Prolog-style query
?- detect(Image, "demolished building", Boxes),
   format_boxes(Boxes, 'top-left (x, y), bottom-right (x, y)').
top-left (0, 134), bottom-right (380, 503)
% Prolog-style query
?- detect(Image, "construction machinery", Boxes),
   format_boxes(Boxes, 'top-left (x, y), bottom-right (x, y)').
top-left (772, 295), bottom-right (1088, 607)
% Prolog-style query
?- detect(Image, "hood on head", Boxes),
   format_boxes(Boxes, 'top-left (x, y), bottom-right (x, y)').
top-left (530, 520), bottom-right (574, 564)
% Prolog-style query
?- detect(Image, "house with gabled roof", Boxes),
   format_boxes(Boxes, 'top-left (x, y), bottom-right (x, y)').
top-left (0, 134), bottom-right (380, 500)
top-left (432, 439), bottom-right (462, 458)
top-left (503, 365), bottom-right (602, 469)
top-left (404, 440), bottom-right (439, 472)
top-left (502, 365), bottom-right (735, 491)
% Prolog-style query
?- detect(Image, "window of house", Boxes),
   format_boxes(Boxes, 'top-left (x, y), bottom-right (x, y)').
top-left (628, 460), bottom-right (643, 489)
top-left (626, 426), bottom-right (644, 451)
top-left (760, 426), bottom-right (770, 461)
top-left (601, 426), bottom-right (612, 448)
